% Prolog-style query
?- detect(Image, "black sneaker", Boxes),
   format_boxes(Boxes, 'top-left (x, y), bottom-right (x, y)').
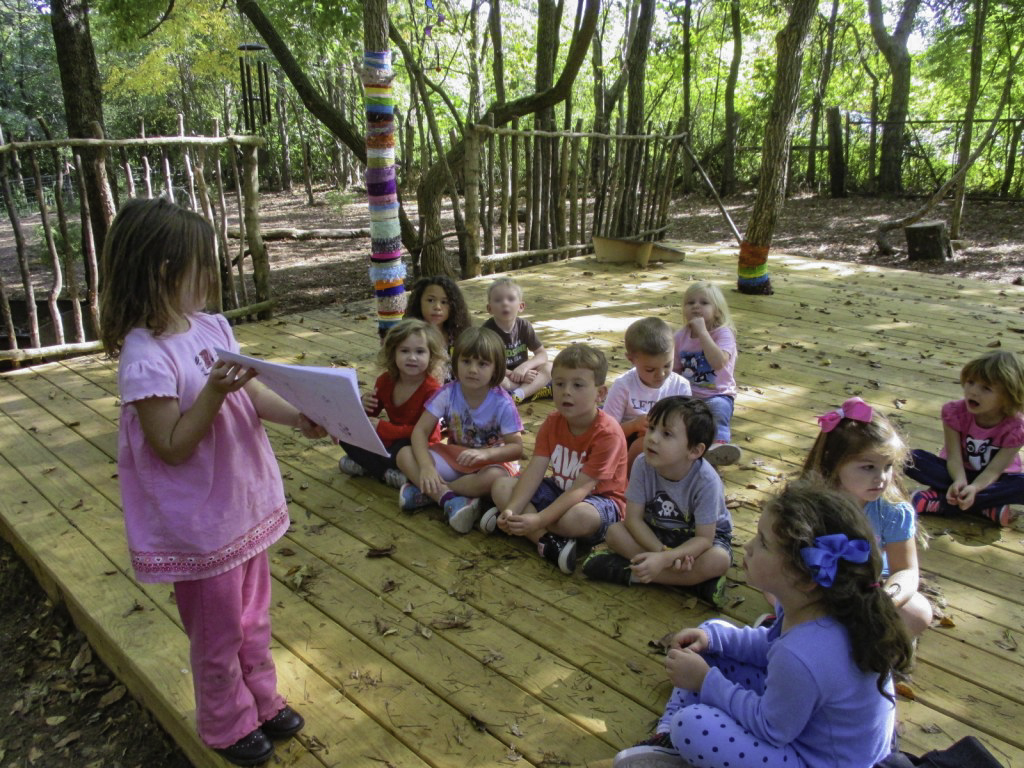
top-left (691, 574), bottom-right (727, 607)
top-left (261, 705), bottom-right (304, 739)
top-left (214, 728), bottom-right (274, 766)
top-left (537, 533), bottom-right (577, 574)
top-left (582, 551), bottom-right (633, 585)
top-left (613, 732), bottom-right (678, 767)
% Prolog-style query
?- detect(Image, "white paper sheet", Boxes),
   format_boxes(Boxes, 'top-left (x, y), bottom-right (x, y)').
top-left (215, 348), bottom-right (389, 457)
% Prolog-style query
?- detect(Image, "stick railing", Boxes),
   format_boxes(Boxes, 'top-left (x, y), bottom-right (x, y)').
top-left (0, 127), bottom-right (269, 366)
top-left (463, 123), bottom-right (687, 276)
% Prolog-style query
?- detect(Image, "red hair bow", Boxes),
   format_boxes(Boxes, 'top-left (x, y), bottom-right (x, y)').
top-left (817, 397), bottom-right (874, 433)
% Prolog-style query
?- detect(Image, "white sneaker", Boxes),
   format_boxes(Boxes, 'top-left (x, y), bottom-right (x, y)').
top-left (704, 442), bottom-right (742, 467)
top-left (382, 468), bottom-right (407, 489)
top-left (338, 456), bottom-right (366, 476)
top-left (479, 506), bottom-right (500, 534)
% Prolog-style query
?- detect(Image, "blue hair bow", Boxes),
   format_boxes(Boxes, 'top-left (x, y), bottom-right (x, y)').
top-left (800, 534), bottom-right (871, 588)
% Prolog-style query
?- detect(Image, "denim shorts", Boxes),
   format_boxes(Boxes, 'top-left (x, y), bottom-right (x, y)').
top-left (531, 477), bottom-right (622, 545)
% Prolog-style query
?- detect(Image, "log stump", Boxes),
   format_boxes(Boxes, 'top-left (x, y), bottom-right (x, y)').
top-left (905, 220), bottom-right (953, 261)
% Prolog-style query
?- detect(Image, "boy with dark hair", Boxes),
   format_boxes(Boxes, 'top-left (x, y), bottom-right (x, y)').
top-left (483, 343), bottom-right (627, 573)
top-left (582, 396), bottom-right (732, 606)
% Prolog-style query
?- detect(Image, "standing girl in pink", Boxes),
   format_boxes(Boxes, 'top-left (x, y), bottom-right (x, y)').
top-left (100, 198), bottom-right (325, 767)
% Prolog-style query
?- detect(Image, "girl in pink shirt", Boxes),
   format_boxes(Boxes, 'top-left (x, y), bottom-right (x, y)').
top-left (907, 351), bottom-right (1024, 527)
top-left (100, 198), bottom-right (325, 766)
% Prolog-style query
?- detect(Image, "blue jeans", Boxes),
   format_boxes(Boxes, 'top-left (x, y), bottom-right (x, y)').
top-left (700, 394), bottom-right (735, 442)
top-left (905, 449), bottom-right (1024, 512)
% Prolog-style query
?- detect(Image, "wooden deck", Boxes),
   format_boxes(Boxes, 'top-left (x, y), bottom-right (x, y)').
top-left (2, 244), bottom-right (1023, 768)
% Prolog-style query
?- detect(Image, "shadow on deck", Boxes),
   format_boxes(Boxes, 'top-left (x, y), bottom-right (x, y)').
top-left (1, 243), bottom-right (1023, 767)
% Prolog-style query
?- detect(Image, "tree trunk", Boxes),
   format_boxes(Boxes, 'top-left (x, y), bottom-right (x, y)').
top-left (722, 0), bottom-right (742, 196)
top-left (738, 0), bottom-right (817, 295)
top-left (868, 0), bottom-right (922, 195)
top-left (951, 0), bottom-right (988, 239)
top-left (49, 0), bottom-right (114, 270)
top-left (680, 0), bottom-right (694, 193)
top-left (361, 0), bottom-right (406, 335)
top-left (826, 106), bottom-right (847, 197)
top-left (807, 0), bottom-right (840, 187)
top-left (614, 0), bottom-right (655, 235)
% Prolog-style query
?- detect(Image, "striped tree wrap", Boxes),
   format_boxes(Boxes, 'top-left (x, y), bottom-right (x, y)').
top-left (362, 50), bottom-right (407, 334)
top-left (737, 240), bottom-right (774, 295)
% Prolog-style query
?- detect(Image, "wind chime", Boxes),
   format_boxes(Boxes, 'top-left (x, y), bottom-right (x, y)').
top-left (238, 42), bottom-right (271, 133)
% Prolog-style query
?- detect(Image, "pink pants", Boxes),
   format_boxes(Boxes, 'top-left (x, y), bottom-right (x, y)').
top-left (174, 551), bottom-right (285, 748)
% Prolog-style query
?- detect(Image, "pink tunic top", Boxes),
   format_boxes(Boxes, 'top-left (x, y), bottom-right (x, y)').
top-left (117, 313), bottom-right (289, 583)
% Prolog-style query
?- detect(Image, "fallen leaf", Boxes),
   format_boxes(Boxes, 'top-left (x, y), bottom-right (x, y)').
top-left (366, 545), bottom-right (396, 558)
top-left (54, 732), bottom-right (81, 749)
top-left (99, 685), bottom-right (127, 708)
top-left (381, 578), bottom-right (399, 593)
top-left (278, 547), bottom-right (295, 557)
top-left (920, 723), bottom-right (943, 735)
top-left (626, 660), bottom-right (642, 674)
top-left (938, 616), bottom-right (955, 628)
top-left (121, 601), bottom-right (144, 618)
top-left (995, 629), bottom-right (1018, 652)
top-left (895, 681), bottom-right (916, 700)
top-left (45, 715), bottom-right (67, 726)
top-left (987, 340), bottom-right (1001, 347)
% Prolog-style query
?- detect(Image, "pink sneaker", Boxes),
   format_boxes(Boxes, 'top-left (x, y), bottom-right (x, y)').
top-left (981, 505), bottom-right (1014, 527)
top-left (912, 489), bottom-right (944, 516)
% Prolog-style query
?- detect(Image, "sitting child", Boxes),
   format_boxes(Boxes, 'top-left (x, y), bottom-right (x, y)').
top-left (395, 327), bottom-right (524, 533)
top-left (674, 281), bottom-right (741, 467)
top-left (582, 397), bottom-right (732, 606)
top-left (614, 481), bottom-right (914, 768)
top-left (404, 275), bottom-right (472, 381)
top-left (482, 277), bottom-right (553, 403)
top-left (803, 397), bottom-right (933, 636)
top-left (603, 317), bottom-right (692, 474)
top-left (482, 343), bottom-right (628, 573)
top-left (338, 319), bottom-right (445, 488)
top-left (906, 350), bottom-right (1024, 527)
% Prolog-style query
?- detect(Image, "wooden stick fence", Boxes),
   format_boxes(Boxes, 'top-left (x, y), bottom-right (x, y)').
top-left (0, 129), bottom-right (269, 365)
top-left (462, 123), bottom-right (687, 276)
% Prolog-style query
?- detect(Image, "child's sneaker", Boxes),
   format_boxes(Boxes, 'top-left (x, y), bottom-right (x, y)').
top-left (912, 489), bottom-right (944, 516)
top-left (446, 496), bottom-right (481, 533)
top-left (613, 732), bottom-right (681, 768)
top-left (704, 441), bottom-right (742, 467)
top-left (338, 456), bottom-right (366, 476)
top-left (691, 574), bottom-right (728, 607)
top-left (980, 505), bottom-right (1013, 527)
top-left (529, 384), bottom-right (552, 401)
top-left (479, 506), bottom-right (501, 534)
top-left (382, 468), bottom-right (407, 489)
top-left (537, 533), bottom-right (577, 574)
top-left (399, 482), bottom-right (433, 512)
top-left (581, 551), bottom-right (633, 585)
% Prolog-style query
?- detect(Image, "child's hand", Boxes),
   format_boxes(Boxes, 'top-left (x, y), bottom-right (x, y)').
top-left (361, 391), bottom-right (379, 414)
top-left (295, 414), bottom-right (327, 439)
top-left (418, 467), bottom-right (443, 495)
top-left (208, 361), bottom-right (257, 395)
top-left (502, 512), bottom-right (542, 537)
top-left (456, 447), bottom-right (488, 466)
top-left (665, 647), bottom-right (710, 691)
top-left (671, 627), bottom-right (710, 652)
top-left (629, 551), bottom-right (667, 583)
top-left (687, 316), bottom-right (708, 336)
top-left (954, 483), bottom-right (978, 509)
top-left (508, 369), bottom-right (525, 384)
top-left (521, 369), bottom-right (538, 384)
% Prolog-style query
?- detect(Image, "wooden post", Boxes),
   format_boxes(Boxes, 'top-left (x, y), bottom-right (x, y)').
top-left (463, 125), bottom-right (482, 277)
top-left (240, 144), bottom-right (272, 319)
top-left (826, 106), bottom-right (847, 198)
top-left (905, 220), bottom-right (953, 261)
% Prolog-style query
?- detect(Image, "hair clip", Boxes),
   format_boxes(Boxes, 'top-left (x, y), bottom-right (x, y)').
top-left (817, 397), bottom-right (873, 433)
top-left (800, 533), bottom-right (871, 588)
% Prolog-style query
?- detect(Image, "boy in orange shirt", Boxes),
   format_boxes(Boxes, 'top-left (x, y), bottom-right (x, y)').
top-left (482, 344), bottom-right (628, 573)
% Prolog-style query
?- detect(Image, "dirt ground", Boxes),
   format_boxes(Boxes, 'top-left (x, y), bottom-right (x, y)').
top-left (1, 189), bottom-right (1022, 768)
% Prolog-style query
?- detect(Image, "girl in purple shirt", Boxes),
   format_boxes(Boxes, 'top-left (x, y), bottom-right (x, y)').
top-left (101, 199), bottom-right (325, 766)
top-left (615, 482), bottom-right (913, 768)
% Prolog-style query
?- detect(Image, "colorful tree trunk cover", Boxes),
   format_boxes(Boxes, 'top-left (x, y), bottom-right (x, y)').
top-left (737, 240), bottom-right (774, 295)
top-left (361, 50), bottom-right (406, 335)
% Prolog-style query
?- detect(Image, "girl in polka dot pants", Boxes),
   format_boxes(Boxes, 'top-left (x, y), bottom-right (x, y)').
top-left (614, 481), bottom-right (914, 768)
